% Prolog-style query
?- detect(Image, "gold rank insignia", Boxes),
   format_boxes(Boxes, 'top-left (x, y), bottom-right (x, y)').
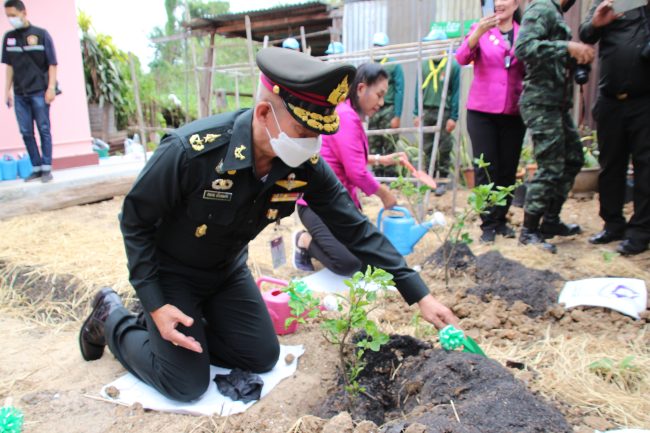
top-left (310, 154), bottom-right (319, 165)
top-left (275, 173), bottom-right (307, 191)
top-left (266, 208), bottom-right (279, 220)
top-left (195, 224), bottom-right (207, 238)
top-left (189, 134), bottom-right (204, 151)
top-left (234, 145), bottom-right (246, 160)
top-left (203, 133), bottom-right (221, 143)
top-left (227, 170), bottom-right (237, 175)
top-left (212, 178), bottom-right (234, 190)
top-left (327, 75), bottom-right (349, 105)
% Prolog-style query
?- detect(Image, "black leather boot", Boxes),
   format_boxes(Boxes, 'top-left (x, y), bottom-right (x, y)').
top-left (519, 212), bottom-right (557, 254)
top-left (540, 199), bottom-right (582, 238)
top-left (79, 287), bottom-right (124, 361)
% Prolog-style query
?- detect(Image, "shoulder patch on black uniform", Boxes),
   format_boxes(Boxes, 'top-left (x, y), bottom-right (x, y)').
top-left (179, 126), bottom-right (231, 159)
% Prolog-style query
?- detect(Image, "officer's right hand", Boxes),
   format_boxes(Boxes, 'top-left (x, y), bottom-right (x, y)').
top-left (151, 304), bottom-right (203, 353)
top-left (568, 42), bottom-right (595, 64)
top-left (5, 95), bottom-right (12, 109)
top-left (591, 0), bottom-right (623, 28)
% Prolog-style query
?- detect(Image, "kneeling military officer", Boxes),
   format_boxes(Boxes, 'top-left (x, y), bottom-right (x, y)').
top-left (79, 47), bottom-right (459, 403)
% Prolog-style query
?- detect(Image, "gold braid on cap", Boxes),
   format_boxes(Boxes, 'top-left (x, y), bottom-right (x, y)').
top-left (287, 103), bottom-right (339, 132)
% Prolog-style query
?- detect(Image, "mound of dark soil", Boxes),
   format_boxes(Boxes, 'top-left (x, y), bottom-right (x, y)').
top-left (316, 335), bottom-right (571, 433)
top-left (467, 251), bottom-right (562, 317)
top-left (425, 242), bottom-right (476, 271)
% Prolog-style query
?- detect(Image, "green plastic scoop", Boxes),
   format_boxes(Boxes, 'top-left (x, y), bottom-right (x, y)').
top-left (438, 325), bottom-right (487, 357)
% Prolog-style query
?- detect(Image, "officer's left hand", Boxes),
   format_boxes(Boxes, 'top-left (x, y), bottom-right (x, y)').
top-left (45, 88), bottom-right (56, 104)
top-left (591, 0), bottom-right (623, 28)
top-left (445, 119), bottom-right (457, 133)
top-left (151, 304), bottom-right (203, 353)
top-left (417, 294), bottom-right (459, 330)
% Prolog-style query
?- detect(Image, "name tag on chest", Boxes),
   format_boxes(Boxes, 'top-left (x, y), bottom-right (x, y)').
top-left (203, 190), bottom-right (232, 201)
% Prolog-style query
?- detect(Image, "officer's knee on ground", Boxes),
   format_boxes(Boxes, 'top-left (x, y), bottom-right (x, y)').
top-left (162, 372), bottom-right (211, 403)
top-left (247, 339), bottom-right (280, 373)
top-left (330, 259), bottom-right (362, 278)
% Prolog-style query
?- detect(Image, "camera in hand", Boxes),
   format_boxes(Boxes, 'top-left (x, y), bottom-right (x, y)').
top-left (574, 64), bottom-right (591, 85)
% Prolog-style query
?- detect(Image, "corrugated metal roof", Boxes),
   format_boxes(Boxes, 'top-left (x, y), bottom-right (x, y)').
top-left (198, 1), bottom-right (326, 22)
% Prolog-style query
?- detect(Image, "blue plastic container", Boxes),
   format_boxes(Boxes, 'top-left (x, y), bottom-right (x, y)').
top-left (1, 155), bottom-right (18, 181)
top-left (17, 154), bottom-right (33, 179)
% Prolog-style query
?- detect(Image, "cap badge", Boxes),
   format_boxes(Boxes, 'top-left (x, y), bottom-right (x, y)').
top-left (234, 144), bottom-right (246, 160)
top-left (212, 178), bottom-right (234, 191)
top-left (195, 224), bottom-right (208, 238)
top-left (327, 75), bottom-right (349, 106)
top-left (190, 134), bottom-right (205, 151)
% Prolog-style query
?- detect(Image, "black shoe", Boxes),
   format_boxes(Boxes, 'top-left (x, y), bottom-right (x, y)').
top-left (616, 239), bottom-right (649, 256)
top-left (480, 229), bottom-right (496, 243)
top-left (434, 183), bottom-right (447, 197)
top-left (495, 223), bottom-right (516, 238)
top-left (79, 288), bottom-right (124, 361)
top-left (520, 212), bottom-right (556, 253)
top-left (539, 220), bottom-right (582, 238)
top-left (23, 172), bottom-right (42, 182)
top-left (41, 171), bottom-right (53, 183)
top-left (519, 228), bottom-right (557, 254)
top-left (292, 230), bottom-right (314, 272)
top-left (589, 230), bottom-right (624, 245)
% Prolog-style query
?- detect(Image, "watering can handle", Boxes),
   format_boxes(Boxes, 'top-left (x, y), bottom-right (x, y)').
top-left (377, 206), bottom-right (411, 232)
top-left (256, 276), bottom-right (289, 291)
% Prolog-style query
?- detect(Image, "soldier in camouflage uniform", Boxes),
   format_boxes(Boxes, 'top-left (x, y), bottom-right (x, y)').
top-left (368, 32), bottom-right (405, 177)
top-left (514, 0), bottom-right (595, 253)
top-left (414, 29), bottom-right (460, 195)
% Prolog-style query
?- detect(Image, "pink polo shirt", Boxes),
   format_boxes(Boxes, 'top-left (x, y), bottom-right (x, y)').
top-left (318, 99), bottom-right (380, 208)
top-left (455, 23), bottom-right (524, 116)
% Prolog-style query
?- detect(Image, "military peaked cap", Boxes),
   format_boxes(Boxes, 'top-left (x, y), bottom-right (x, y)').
top-left (256, 47), bottom-right (356, 135)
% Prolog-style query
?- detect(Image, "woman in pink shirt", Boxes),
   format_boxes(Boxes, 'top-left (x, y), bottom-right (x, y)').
top-left (293, 63), bottom-right (407, 274)
top-left (456, 0), bottom-right (526, 243)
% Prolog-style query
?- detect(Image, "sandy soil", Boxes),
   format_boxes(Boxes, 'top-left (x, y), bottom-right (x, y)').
top-left (0, 190), bottom-right (648, 433)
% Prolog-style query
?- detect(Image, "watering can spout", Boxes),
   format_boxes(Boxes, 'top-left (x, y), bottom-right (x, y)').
top-left (408, 211), bottom-right (446, 250)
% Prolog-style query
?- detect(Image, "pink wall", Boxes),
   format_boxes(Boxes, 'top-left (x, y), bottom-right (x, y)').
top-left (1, 0), bottom-right (96, 169)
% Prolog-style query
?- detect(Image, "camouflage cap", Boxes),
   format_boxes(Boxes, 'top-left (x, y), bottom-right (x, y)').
top-left (256, 47), bottom-right (356, 135)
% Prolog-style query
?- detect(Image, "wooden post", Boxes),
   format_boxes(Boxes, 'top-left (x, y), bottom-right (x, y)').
top-left (245, 15), bottom-right (258, 102)
top-left (204, 32), bottom-right (217, 117)
top-left (128, 53), bottom-right (148, 162)
top-left (185, 1), bottom-right (201, 118)
top-left (300, 26), bottom-right (307, 53)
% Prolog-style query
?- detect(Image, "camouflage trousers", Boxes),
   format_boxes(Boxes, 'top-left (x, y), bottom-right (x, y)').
top-left (368, 104), bottom-right (398, 177)
top-left (520, 104), bottom-right (584, 216)
top-left (421, 107), bottom-right (453, 178)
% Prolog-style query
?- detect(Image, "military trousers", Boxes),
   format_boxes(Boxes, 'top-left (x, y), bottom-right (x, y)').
top-left (105, 249), bottom-right (280, 402)
top-left (593, 95), bottom-right (650, 242)
top-left (368, 104), bottom-right (399, 177)
top-left (421, 107), bottom-right (454, 178)
top-left (519, 104), bottom-right (583, 216)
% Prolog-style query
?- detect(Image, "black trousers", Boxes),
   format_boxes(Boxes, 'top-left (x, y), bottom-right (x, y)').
top-left (593, 95), bottom-right (650, 242)
top-left (298, 205), bottom-right (362, 276)
top-left (105, 250), bottom-right (280, 402)
top-left (466, 109), bottom-right (526, 230)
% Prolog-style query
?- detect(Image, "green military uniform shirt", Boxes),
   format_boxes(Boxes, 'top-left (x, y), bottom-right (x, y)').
top-left (413, 57), bottom-right (461, 121)
top-left (375, 57), bottom-right (405, 118)
top-left (120, 109), bottom-right (430, 313)
top-left (514, 0), bottom-right (574, 108)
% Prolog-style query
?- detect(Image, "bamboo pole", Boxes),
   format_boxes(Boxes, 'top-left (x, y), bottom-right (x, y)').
top-left (245, 15), bottom-right (258, 102)
top-left (300, 26), bottom-right (307, 53)
top-left (205, 32), bottom-right (217, 117)
top-left (128, 53), bottom-right (148, 162)
top-left (184, 2), bottom-right (201, 118)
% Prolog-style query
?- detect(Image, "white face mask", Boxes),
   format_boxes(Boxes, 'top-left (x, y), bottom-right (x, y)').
top-left (265, 104), bottom-right (322, 168)
top-left (8, 17), bottom-right (24, 29)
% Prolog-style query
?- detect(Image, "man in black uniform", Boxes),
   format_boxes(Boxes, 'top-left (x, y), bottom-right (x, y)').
top-left (79, 47), bottom-right (458, 403)
top-left (580, 0), bottom-right (650, 255)
top-left (2, 0), bottom-right (57, 182)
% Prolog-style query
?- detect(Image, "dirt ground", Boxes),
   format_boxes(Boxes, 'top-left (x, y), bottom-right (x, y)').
top-left (0, 189), bottom-right (648, 433)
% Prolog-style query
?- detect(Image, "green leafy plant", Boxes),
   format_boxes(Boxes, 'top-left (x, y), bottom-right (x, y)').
top-left (435, 154), bottom-right (517, 289)
top-left (579, 126), bottom-right (600, 169)
top-left (284, 267), bottom-right (394, 401)
top-left (589, 356), bottom-right (642, 392)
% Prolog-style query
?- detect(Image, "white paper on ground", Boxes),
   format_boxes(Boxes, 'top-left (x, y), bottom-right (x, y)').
top-left (612, 0), bottom-right (647, 14)
top-left (300, 268), bottom-right (396, 294)
top-left (596, 430), bottom-right (650, 433)
top-left (99, 345), bottom-right (304, 416)
top-left (558, 278), bottom-right (647, 319)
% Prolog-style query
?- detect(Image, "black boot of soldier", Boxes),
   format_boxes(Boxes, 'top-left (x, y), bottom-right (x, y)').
top-left (519, 212), bottom-right (557, 254)
top-left (540, 200), bottom-right (582, 238)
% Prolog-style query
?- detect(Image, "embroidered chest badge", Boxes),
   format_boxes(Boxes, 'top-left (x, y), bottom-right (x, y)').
top-left (275, 173), bottom-right (307, 191)
top-left (189, 134), bottom-right (205, 151)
